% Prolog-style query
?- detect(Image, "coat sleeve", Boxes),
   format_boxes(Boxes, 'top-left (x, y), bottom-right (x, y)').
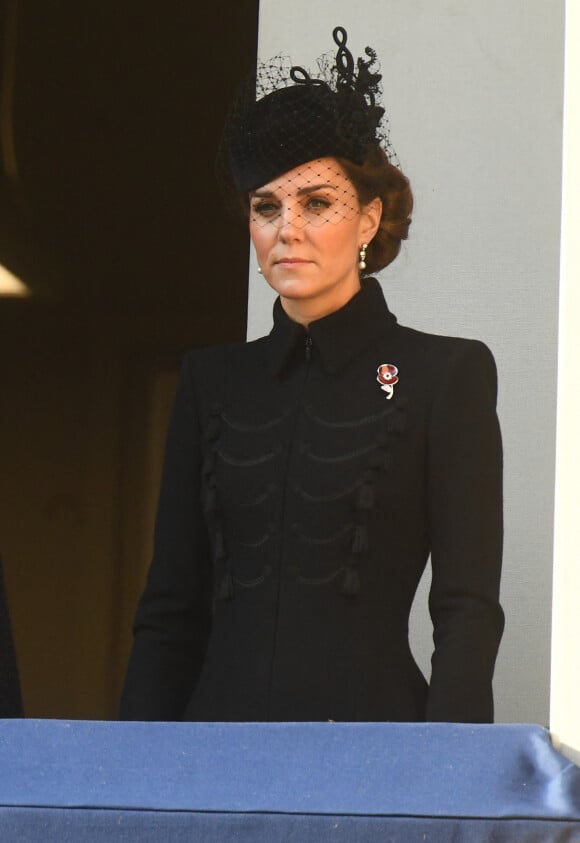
top-left (119, 352), bottom-right (213, 720)
top-left (426, 340), bottom-right (504, 723)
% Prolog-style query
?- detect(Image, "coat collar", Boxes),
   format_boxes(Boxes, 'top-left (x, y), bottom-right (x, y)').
top-left (267, 278), bottom-right (398, 376)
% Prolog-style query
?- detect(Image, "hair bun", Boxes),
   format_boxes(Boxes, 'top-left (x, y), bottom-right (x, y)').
top-left (384, 218), bottom-right (411, 242)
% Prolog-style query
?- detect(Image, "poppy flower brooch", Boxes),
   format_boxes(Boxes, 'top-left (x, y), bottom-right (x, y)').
top-left (376, 363), bottom-right (399, 399)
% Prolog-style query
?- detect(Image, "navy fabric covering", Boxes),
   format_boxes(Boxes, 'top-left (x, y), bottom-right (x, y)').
top-left (1, 720), bottom-right (579, 841)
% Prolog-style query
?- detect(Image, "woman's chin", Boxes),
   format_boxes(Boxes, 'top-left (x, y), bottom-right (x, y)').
top-left (265, 276), bottom-right (315, 300)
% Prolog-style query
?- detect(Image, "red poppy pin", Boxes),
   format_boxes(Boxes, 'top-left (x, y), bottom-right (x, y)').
top-left (376, 363), bottom-right (399, 399)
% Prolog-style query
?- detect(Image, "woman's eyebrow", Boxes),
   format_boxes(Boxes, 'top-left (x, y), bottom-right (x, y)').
top-left (296, 183), bottom-right (338, 195)
top-left (251, 182), bottom-right (339, 199)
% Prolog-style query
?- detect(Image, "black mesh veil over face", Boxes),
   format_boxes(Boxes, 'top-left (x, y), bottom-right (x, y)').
top-left (220, 26), bottom-right (397, 195)
top-left (248, 158), bottom-right (363, 231)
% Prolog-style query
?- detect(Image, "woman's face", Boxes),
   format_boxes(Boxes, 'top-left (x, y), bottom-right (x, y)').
top-left (249, 157), bottom-right (381, 325)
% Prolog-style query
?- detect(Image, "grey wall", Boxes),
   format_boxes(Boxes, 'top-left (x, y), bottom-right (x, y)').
top-left (248, 0), bottom-right (565, 725)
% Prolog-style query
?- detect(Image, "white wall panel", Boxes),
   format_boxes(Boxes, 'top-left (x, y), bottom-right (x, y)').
top-left (249, 0), bottom-right (565, 725)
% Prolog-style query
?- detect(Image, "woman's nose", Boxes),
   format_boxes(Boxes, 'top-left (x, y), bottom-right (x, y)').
top-left (277, 204), bottom-right (303, 239)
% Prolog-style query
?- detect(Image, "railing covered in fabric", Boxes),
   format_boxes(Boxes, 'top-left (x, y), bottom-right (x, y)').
top-left (1, 720), bottom-right (579, 841)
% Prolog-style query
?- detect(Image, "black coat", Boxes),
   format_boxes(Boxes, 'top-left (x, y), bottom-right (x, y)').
top-left (120, 279), bottom-right (504, 723)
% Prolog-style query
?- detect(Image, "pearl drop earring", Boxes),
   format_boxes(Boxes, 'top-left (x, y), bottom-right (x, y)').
top-left (358, 243), bottom-right (368, 271)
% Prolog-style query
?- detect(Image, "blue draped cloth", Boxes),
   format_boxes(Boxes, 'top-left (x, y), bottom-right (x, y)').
top-left (1, 720), bottom-right (579, 841)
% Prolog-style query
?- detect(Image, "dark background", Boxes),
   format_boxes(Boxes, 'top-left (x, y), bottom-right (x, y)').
top-left (0, 1), bottom-right (259, 718)
top-left (1, 0), bottom-right (257, 317)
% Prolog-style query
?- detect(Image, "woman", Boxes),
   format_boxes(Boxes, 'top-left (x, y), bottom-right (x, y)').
top-left (120, 27), bottom-right (504, 723)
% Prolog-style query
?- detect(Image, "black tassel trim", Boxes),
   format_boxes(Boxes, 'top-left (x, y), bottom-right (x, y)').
top-left (351, 523), bottom-right (368, 555)
top-left (203, 404), bottom-right (233, 601)
top-left (205, 418), bottom-right (221, 443)
top-left (356, 483), bottom-right (374, 511)
top-left (205, 404), bottom-right (222, 442)
top-left (202, 451), bottom-right (216, 477)
top-left (202, 484), bottom-right (218, 514)
top-left (214, 529), bottom-right (226, 561)
top-left (218, 570), bottom-right (234, 601)
top-left (386, 401), bottom-right (407, 434)
top-left (341, 565), bottom-right (360, 596)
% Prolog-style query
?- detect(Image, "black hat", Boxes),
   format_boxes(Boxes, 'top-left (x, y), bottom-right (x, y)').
top-left (223, 27), bottom-right (393, 192)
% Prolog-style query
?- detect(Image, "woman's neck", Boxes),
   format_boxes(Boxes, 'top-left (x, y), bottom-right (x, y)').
top-left (280, 280), bottom-right (362, 328)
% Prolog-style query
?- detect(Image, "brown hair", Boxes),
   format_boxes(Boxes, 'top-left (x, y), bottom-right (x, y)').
top-left (337, 146), bottom-right (413, 274)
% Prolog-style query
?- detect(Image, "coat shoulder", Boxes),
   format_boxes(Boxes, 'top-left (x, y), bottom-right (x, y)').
top-left (395, 322), bottom-right (495, 360)
top-left (389, 324), bottom-right (499, 405)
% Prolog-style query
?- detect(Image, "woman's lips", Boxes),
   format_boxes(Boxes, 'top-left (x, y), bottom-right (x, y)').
top-left (274, 258), bottom-right (311, 266)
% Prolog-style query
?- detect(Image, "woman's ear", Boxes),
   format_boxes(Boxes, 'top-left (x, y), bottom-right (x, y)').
top-left (359, 197), bottom-right (382, 243)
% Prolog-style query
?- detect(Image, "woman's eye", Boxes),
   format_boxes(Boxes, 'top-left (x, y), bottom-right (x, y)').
top-left (306, 196), bottom-right (331, 211)
top-left (252, 201), bottom-right (279, 217)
